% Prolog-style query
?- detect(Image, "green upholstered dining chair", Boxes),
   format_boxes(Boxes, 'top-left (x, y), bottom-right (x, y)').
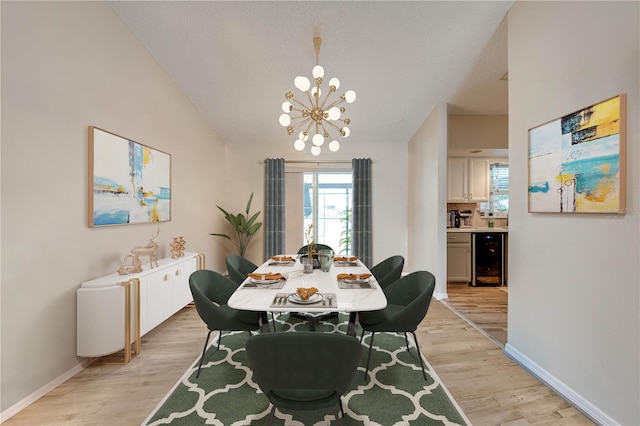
top-left (246, 331), bottom-right (362, 422)
top-left (369, 255), bottom-right (404, 289)
top-left (189, 269), bottom-right (261, 378)
top-left (358, 270), bottom-right (436, 380)
top-left (226, 254), bottom-right (278, 331)
top-left (297, 243), bottom-right (334, 254)
top-left (226, 254), bottom-right (258, 285)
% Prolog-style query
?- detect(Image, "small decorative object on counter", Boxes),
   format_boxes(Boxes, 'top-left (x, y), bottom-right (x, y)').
top-left (487, 212), bottom-right (494, 228)
top-left (118, 254), bottom-right (142, 275)
top-left (170, 236), bottom-right (186, 258)
top-left (131, 227), bottom-right (160, 268)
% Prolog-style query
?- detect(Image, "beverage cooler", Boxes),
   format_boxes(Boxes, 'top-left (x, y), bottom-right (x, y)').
top-left (472, 233), bottom-right (504, 286)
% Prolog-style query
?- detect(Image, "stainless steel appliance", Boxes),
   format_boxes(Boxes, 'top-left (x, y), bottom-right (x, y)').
top-left (472, 233), bottom-right (504, 286)
top-left (458, 209), bottom-right (473, 227)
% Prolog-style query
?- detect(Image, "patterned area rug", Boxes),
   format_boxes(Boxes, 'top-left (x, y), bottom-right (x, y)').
top-left (143, 314), bottom-right (469, 425)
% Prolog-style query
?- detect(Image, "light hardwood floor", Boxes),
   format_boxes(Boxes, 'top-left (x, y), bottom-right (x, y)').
top-left (3, 294), bottom-right (594, 425)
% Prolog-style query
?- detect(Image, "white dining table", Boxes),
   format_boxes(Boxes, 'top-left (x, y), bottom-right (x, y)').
top-left (227, 255), bottom-right (387, 335)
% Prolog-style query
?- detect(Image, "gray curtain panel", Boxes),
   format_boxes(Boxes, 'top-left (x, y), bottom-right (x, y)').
top-left (264, 158), bottom-right (285, 260)
top-left (352, 158), bottom-right (372, 267)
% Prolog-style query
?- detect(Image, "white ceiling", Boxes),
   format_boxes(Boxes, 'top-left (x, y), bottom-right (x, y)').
top-left (109, 1), bottom-right (511, 148)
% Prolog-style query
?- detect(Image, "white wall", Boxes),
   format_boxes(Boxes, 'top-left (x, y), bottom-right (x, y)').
top-left (1, 2), bottom-right (227, 412)
top-left (408, 103), bottom-right (448, 298)
top-left (448, 114), bottom-right (508, 150)
top-left (507, 2), bottom-right (639, 424)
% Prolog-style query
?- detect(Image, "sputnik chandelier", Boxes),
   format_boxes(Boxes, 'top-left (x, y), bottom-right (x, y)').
top-left (279, 37), bottom-right (356, 155)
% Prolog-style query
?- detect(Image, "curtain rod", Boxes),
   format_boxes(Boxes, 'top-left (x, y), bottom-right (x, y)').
top-left (261, 159), bottom-right (373, 164)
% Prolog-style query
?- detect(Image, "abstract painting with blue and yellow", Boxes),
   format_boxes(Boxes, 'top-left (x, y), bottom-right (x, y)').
top-left (528, 95), bottom-right (626, 214)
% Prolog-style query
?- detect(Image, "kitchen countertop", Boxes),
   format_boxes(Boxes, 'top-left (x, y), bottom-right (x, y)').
top-left (447, 227), bottom-right (508, 233)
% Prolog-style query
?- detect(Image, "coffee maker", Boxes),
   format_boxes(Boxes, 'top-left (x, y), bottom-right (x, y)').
top-left (447, 210), bottom-right (460, 228)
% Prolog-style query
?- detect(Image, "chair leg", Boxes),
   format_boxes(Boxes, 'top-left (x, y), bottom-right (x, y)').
top-left (196, 330), bottom-right (213, 378)
top-left (359, 328), bottom-right (365, 343)
top-left (271, 312), bottom-right (277, 332)
top-left (217, 330), bottom-right (222, 350)
top-left (364, 332), bottom-right (376, 379)
top-left (339, 397), bottom-right (345, 418)
top-left (404, 332), bottom-right (410, 351)
top-left (410, 331), bottom-right (428, 380)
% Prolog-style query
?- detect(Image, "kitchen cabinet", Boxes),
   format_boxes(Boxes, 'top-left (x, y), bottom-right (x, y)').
top-left (447, 158), bottom-right (489, 202)
top-left (447, 232), bottom-right (471, 282)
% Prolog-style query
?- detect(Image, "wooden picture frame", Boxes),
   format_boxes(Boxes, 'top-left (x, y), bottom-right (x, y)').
top-left (88, 126), bottom-right (171, 227)
top-left (528, 94), bottom-right (626, 214)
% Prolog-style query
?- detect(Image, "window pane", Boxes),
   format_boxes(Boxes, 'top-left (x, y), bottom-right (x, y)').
top-left (303, 173), bottom-right (352, 254)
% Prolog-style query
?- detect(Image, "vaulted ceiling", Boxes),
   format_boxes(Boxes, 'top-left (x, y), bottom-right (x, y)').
top-left (110, 1), bottom-right (511, 149)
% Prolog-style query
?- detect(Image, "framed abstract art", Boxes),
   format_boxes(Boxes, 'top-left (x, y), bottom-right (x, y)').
top-left (88, 126), bottom-right (171, 227)
top-left (528, 94), bottom-right (626, 214)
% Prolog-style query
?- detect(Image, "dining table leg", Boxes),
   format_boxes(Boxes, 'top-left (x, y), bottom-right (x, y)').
top-left (259, 312), bottom-right (271, 333)
top-left (347, 312), bottom-right (358, 336)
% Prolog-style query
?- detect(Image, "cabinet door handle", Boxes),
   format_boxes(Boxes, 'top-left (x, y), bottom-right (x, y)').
top-left (164, 274), bottom-right (171, 281)
top-left (175, 269), bottom-right (182, 276)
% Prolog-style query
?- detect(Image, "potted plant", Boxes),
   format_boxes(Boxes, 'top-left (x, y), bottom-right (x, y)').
top-left (210, 192), bottom-right (262, 257)
top-left (487, 211), bottom-right (494, 228)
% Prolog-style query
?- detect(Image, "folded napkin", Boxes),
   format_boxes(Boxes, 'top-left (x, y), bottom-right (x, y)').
top-left (270, 256), bottom-right (295, 262)
top-left (296, 287), bottom-right (319, 300)
top-left (334, 256), bottom-right (359, 262)
top-left (247, 272), bottom-right (286, 281)
top-left (336, 273), bottom-right (372, 281)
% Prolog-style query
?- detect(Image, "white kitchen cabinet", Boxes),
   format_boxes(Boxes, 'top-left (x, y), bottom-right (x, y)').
top-left (447, 158), bottom-right (489, 202)
top-left (447, 233), bottom-right (471, 282)
top-left (77, 252), bottom-right (203, 361)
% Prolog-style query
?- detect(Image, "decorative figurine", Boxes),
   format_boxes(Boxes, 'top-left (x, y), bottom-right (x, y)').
top-left (118, 254), bottom-right (142, 275)
top-left (170, 236), bottom-right (186, 259)
top-left (131, 227), bottom-right (160, 269)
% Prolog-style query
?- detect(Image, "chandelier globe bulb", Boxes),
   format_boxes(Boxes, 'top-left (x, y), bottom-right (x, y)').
top-left (282, 101), bottom-right (292, 112)
top-left (311, 145), bottom-right (321, 156)
top-left (279, 114), bottom-right (291, 127)
top-left (329, 78), bottom-right (340, 90)
top-left (294, 76), bottom-right (310, 92)
top-left (341, 127), bottom-right (350, 138)
top-left (312, 65), bottom-right (324, 79)
top-left (329, 140), bottom-right (340, 152)
top-left (328, 107), bottom-right (341, 120)
top-left (294, 139), bottom-right (306, 151)
top-left (344, 90), bottom-right (356, 103)
top-left (312, 133), bottom-right (325, 146)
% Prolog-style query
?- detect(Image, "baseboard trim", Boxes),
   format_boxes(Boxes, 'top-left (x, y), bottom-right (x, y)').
top-left (433, 291), bottom-right (448, 300)
top-left (0, 360), bottom-right (89, 423)
top-left (504, 343), bottom-right (617, 426)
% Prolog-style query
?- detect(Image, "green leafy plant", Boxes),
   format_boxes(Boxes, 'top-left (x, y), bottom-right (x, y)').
top-left (338, 207), bottom-right (352, 255)
top-left (210, 192), bottom-right (262, 257)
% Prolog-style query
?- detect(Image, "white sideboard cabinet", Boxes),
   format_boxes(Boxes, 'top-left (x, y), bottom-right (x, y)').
top-left (77, 252), bottom-right (204, 362)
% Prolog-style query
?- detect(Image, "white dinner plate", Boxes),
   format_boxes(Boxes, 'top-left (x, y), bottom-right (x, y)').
top-left (343, 277), bottom-right (370, 284)
top-left (288, 293), bottom-right (324, 305)
top-left (250, 278), bottom-right (280, 285)
top-left (271, 260), bottom-right (295, 265)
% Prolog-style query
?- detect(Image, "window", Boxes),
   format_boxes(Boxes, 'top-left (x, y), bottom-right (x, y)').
top-left (481, 163), bottom-right (509, 215)
top-left (303, 173), bottom-right (352, 254)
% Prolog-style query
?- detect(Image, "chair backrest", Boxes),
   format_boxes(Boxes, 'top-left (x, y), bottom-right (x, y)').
top-left (189, 269), bottom-right (260, 332)
top-left (384, 270), bottom-right (436, 329)
top-left (226, 255), bottom-right (258, 285)
top-left (246, 332), bottom-right (361, 408)
top-left (189, 269), bottom-right (238, 308)
top-left (297, 243), bottom-right (333, 254)
top-left (370, 255), bottom-right (404, 289)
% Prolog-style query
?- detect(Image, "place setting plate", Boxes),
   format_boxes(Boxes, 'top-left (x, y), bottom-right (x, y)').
top-left (287, 293), bottom-right (324, 305)
top-left (250, 277), bottom-right (282, 285)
